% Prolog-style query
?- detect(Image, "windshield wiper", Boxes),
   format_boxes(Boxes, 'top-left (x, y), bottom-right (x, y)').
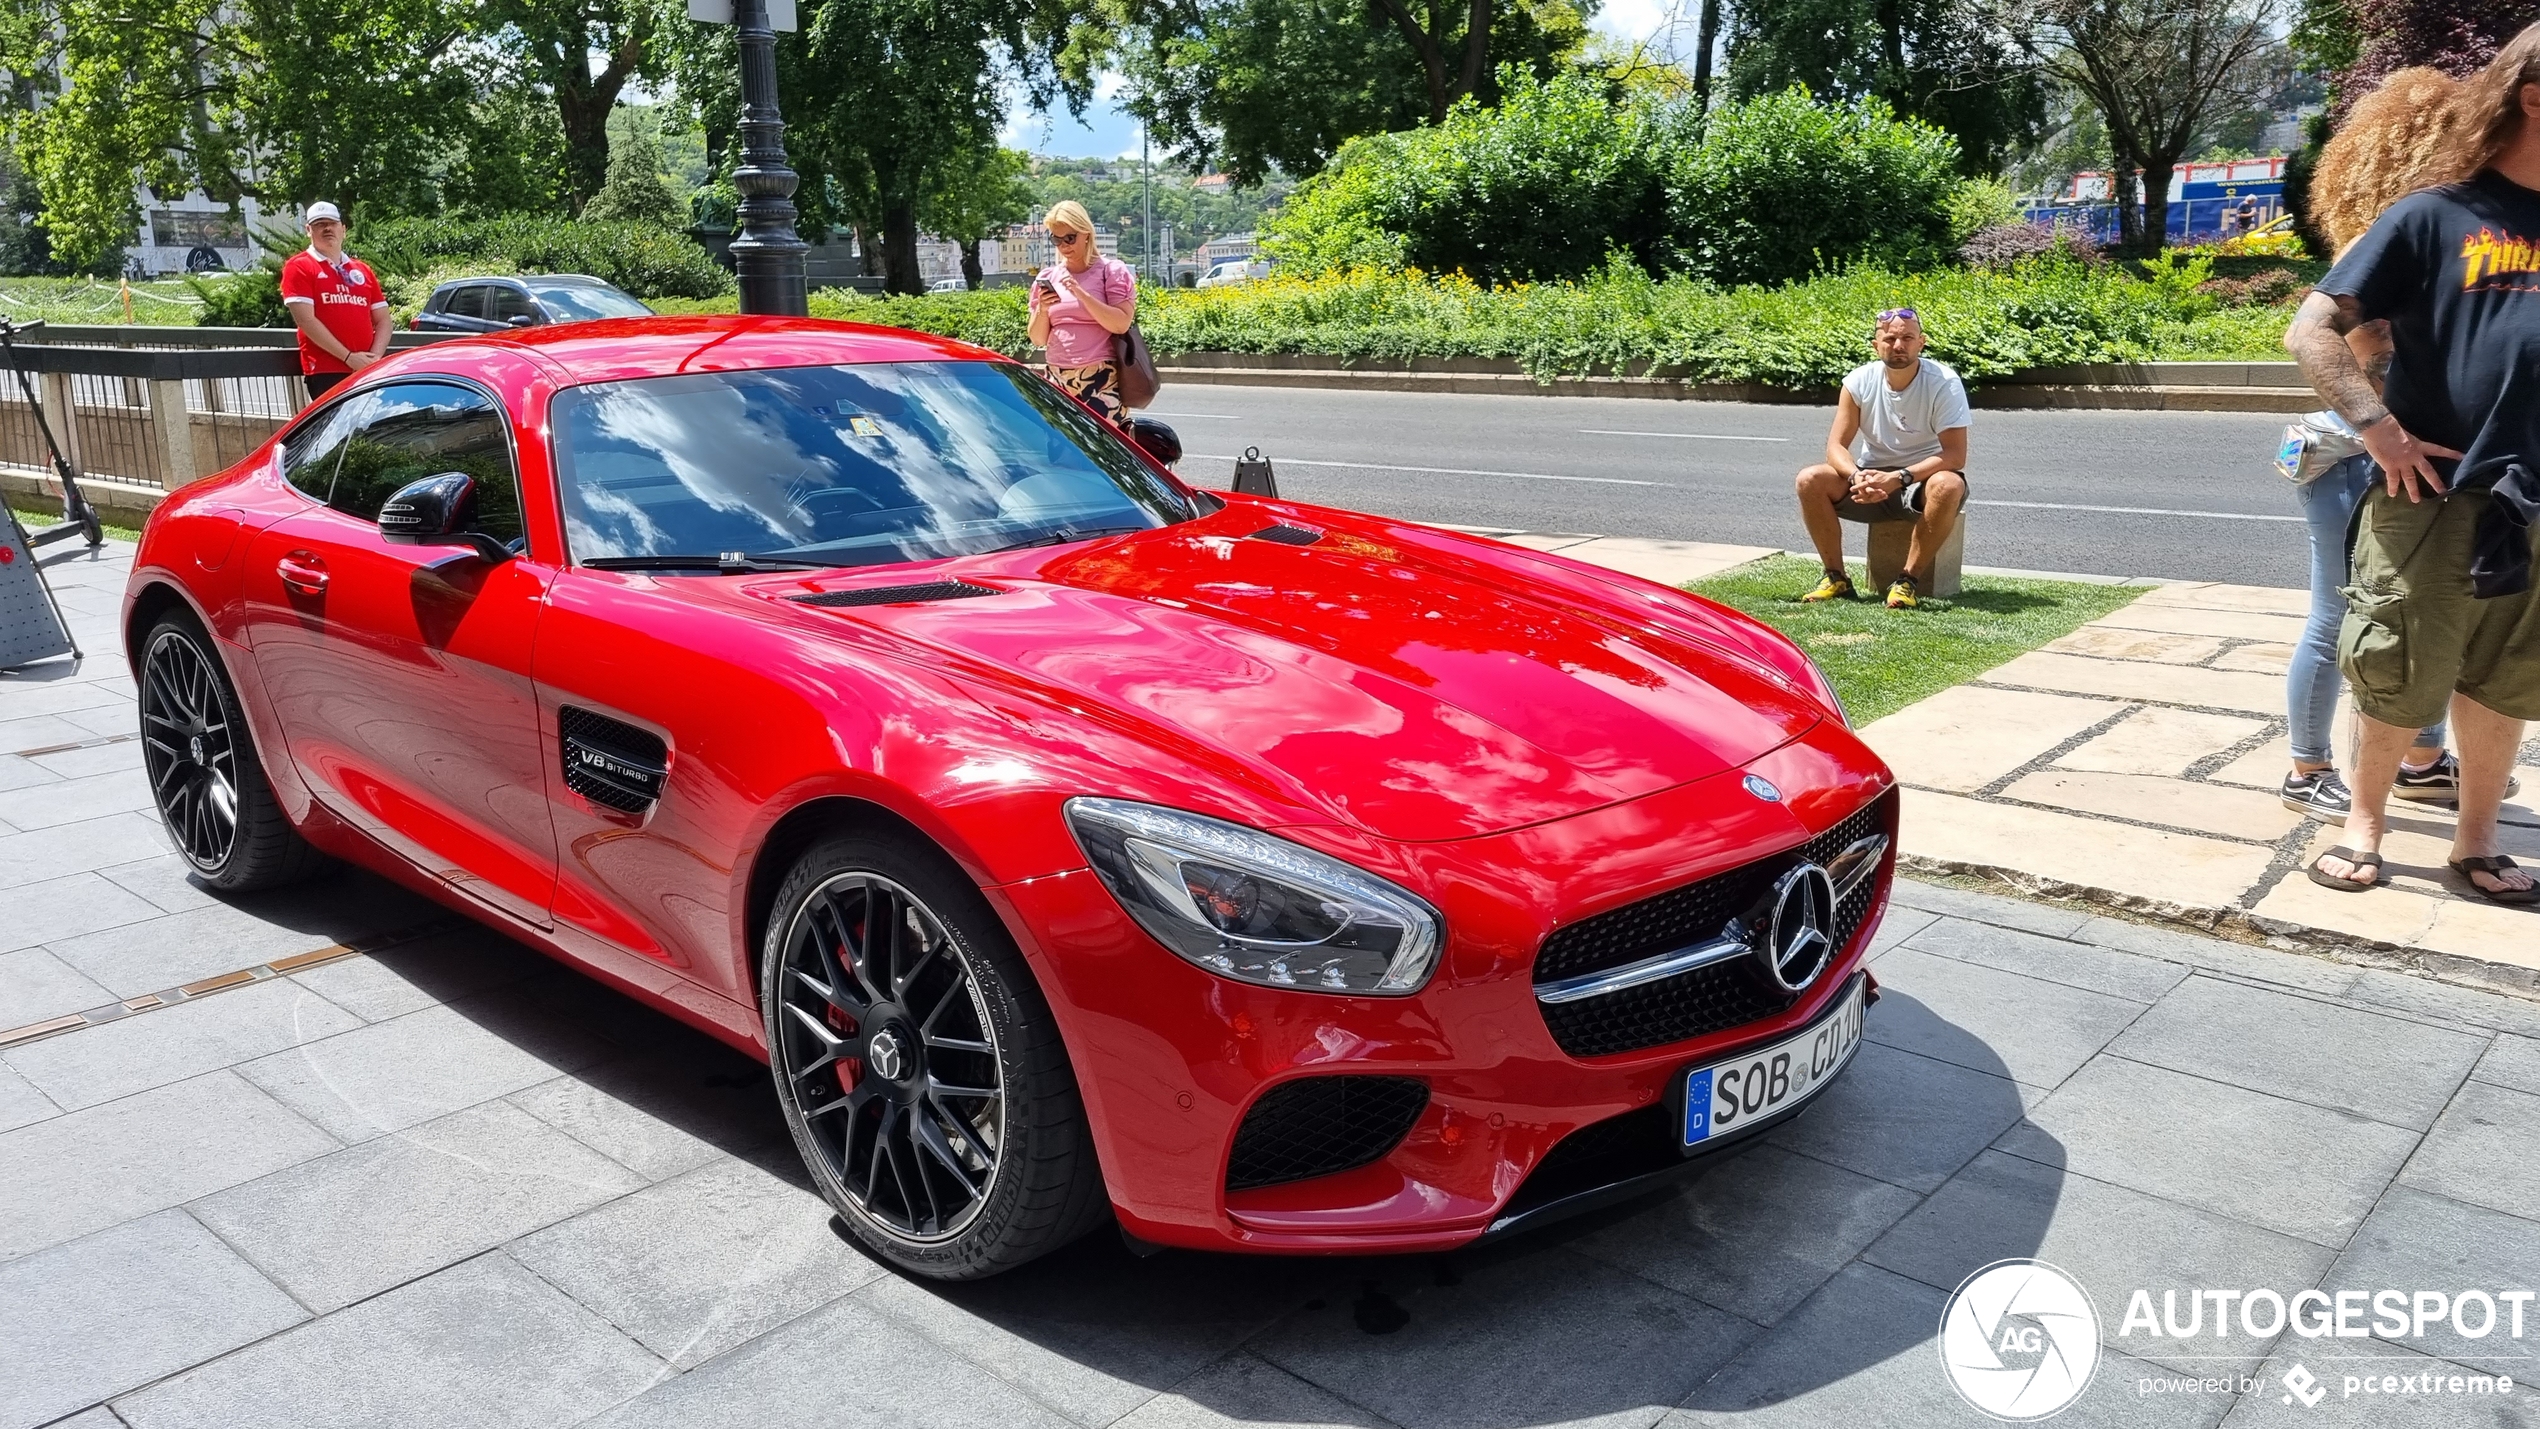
top-left (987, 524), bottom-right (1151, 553)
top-left (581, 553), bottom-right (836, 574)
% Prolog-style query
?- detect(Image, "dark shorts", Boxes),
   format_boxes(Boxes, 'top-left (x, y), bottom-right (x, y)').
top-left (304, 371), bottom-right (347, 403)
top-left (1835, 470), bottom-right (1965, 524)
top-left (2339, 485), bottom-right (2540, 728)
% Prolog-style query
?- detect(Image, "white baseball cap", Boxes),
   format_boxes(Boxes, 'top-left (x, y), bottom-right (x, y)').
top-left (305, 202), bottom-right (343, 225)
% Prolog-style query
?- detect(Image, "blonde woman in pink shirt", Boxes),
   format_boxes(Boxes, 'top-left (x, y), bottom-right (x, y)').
top-left (1026, 201), bottom-right (1137, 421)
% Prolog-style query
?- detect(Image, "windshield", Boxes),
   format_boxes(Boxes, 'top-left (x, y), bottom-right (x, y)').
top-left (553, 360), bottom-right (1196, 569)
top-left (530, 281), bottom-right (653, 321)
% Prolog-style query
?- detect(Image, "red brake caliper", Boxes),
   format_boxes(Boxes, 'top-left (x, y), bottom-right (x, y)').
top-left (825, 946), bottom-right (861, 1094)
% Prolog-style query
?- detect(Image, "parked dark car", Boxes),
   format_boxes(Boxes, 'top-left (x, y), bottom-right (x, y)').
top-left (409, 275), bottom-right (653, 332)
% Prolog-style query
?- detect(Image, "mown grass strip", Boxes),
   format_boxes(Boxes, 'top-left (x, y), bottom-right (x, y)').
top-left (1685, 553), bottom-right (2147, 727)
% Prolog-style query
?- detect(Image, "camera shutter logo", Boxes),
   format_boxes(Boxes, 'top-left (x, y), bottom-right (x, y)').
top-left (1939, 1259), bottom-right (2101, 1420)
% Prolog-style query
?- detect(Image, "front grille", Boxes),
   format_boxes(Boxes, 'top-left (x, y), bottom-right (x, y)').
top-left (1225, 1076), bottom-right (1429, 1191)
top-left (791, 581), bottom-right (999, 608)
top-left (1533, 789), bottom-right (1895, 1059)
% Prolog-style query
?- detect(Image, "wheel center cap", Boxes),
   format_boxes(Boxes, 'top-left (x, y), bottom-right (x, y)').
top-left (188, 735), bottom-right (207, 765)
top-left (866, 1028), bottom-right (908, 1082)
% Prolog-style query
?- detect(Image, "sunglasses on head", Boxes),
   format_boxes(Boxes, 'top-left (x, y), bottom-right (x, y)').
top-left (1875, 307), bottom-right (1919, 324)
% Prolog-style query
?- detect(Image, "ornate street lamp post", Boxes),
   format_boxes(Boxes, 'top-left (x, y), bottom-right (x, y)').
top-left (727, 0), bottom-right (809, 316)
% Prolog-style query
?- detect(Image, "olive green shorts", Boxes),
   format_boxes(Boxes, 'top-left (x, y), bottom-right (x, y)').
top-left (2339, 486), bottom-right (2540, 729)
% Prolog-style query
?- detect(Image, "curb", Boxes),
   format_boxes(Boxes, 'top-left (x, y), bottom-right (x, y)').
top-left (1154, 353), bottom-right (2317, 414)
top-left (1900, 856), bottom-right (2540, 1005)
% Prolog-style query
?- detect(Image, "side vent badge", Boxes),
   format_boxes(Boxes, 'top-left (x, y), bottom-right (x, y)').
top-left (559, 706), bottom-right (669, 814)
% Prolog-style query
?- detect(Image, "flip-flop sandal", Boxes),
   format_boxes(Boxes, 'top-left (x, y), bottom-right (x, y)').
top-left (2449, 855), bottom-right (2540, 906)
top-left (2307, 847), bottom-right (2382, 892)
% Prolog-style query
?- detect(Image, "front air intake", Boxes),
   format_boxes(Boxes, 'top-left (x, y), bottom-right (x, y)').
top-left (791, 581), bottom-right (1000, 608)
top-left (1225, 1076), bottom-right (1428, 1191)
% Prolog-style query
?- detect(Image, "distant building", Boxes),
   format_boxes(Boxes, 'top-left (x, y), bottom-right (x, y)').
top-left (1010, 218), bottom-right (1120, 273)
top-left (130, 191), bottom-right (277, 276)
top-left (1192, 232), bottom-right (1255, 268)
top-left (1193, 174), bottom-right (1233, 195)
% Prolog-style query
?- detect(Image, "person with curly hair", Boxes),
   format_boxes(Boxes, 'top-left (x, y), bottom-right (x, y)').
top-left (2284, 24), bottom-right (2540, 904)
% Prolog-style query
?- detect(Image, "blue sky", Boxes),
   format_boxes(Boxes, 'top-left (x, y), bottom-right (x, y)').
top-left (1001, 0), bottom-right (1683, 160)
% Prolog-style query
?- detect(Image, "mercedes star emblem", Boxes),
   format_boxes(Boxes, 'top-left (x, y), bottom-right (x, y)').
top-left (866, 1029), bottom-right (906, 1081)
top-left (1757, 862), bottom-right (1837, 993)
top-left (1743, 774), bottom-right (1782, 802)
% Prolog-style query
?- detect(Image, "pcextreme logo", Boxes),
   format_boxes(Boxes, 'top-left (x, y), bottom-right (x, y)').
top-left (1939, 1259), bottom-right (2102, 1421)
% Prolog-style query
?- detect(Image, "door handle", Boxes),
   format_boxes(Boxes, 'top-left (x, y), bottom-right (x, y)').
top-left (277, 552), bottom-right (329, 595)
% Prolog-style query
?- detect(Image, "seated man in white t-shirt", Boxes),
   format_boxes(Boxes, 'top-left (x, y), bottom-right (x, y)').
top-left (1792, 307), bottom-right (1971, 609)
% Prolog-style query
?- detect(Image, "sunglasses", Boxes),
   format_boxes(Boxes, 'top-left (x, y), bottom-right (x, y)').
top-left (1049, 231), bottom-right (1086, 247)
top-left (1875, 307), bottom-right (1919, 324)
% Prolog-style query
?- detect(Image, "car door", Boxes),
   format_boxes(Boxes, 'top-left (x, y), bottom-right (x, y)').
top-left (441, 284), bottom-right (492, 332)
top-left (238, 378), bottom-right (560, 927)
top-left (486, 284), bottom-right (542, 329)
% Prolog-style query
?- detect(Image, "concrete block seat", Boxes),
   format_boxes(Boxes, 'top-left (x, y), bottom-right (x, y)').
top-left (1855, 510), bottom-right (1966, 599)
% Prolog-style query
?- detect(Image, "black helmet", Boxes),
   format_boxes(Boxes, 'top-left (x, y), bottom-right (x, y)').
top-left (1123, 416), bottom-right (1182, 467)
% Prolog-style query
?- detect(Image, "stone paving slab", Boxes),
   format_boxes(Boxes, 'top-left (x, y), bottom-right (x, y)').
top-left (12, 540), bottom-right (2540, 1429)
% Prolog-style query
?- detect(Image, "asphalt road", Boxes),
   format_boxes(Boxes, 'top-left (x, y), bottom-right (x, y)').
top-left (1151, 385), bottom-right (2313, 586)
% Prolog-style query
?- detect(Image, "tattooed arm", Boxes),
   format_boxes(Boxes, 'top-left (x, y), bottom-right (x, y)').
top-left (2284, 292), bottom-right (2459, 501)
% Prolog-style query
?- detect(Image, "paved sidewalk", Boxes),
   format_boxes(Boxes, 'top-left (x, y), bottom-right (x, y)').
top-left (9, 537), bottom-right (2540, 1427)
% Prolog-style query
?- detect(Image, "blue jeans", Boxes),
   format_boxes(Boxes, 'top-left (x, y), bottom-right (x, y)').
top-left (2290, 454), bottom-right (2445, 763)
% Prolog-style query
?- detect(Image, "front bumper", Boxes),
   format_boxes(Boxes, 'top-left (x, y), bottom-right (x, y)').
top-left (984, 720), bottom-right (1895, 1254)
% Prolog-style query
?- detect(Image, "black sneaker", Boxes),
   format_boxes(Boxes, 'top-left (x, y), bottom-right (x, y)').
top-left (2390, 752), bottom-right (2523, 805)
top-left (2281, 768), bottom-right (2352, 826)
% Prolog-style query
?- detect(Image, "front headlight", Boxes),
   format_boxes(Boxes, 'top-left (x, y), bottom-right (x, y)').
top-left (1064, 797), bottom-right (1442, 995)
top-left (1800, 651), bottom-right (1849, 727)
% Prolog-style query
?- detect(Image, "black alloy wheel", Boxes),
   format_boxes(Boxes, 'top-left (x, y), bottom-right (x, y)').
top-left (141, 624), bottom-right (240, 870)
top-left (136, 615), bottom-right (328, 891)
top-left (779, 871), bottom-right (1004, 1240)
top-left (763, 835), bottom-right (1108, 1278)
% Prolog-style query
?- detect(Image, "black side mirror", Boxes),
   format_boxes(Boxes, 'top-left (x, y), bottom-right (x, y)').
top-left (507, 313), bottom-right (537, 327)
top-left (1125, 417), bottom-right (1182, 468)
top-left (379, 472), bottom-right (511, 561)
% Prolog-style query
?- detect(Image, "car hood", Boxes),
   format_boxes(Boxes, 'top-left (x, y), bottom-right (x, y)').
top-left (754, 509), bottom-right (1821, 842)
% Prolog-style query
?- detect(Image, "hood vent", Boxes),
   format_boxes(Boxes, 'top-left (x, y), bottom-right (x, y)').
top-left (792, 581), bottom-right (1000, 608)
top-left (1247, 524), bottom-right (1322, 546)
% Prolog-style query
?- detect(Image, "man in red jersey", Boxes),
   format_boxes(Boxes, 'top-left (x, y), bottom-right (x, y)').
top-left (280, 202), bottom-right (389, 405)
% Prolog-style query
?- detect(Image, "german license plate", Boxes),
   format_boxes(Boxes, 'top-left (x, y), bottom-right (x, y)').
top-left (1683, 975), bottom-right (1865, 1147)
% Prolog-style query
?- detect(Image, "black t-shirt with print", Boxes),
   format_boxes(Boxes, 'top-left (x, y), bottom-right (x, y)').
top-left (2316, 169), bottom-right (2540, 488)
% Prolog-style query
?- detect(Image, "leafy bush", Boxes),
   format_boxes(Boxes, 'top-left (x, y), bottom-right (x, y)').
top-left (1943, 178), bottom-right (2023, 244)
top-left (2196, 265), bottom-right (2307, 307)
top-left (1265, 82), bottom-right (1962, 290)
top-left (188, 267), bottom-right (290, 327)
top-left (1361, 69), bottom-right (1667, 284)
top-left (1958, 221), bottom-right (2102, 268)
top-left (354, 216), bottom-right (733, 300)
top-left (815, 249), bottom-right (2286, 390)
top-left (1662, 88), bottom-right (1963, 288)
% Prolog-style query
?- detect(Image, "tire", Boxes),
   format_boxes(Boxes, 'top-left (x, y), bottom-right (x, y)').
top-left (138, 614), bottom-right (330, 891)
top-left (761, 832), bottom-right (1109, 1279)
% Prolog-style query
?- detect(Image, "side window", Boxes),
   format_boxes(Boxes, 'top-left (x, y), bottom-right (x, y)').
top-left (487, 285), bottom-right (537, 326)
top-left (329, 382), bottom-right (524, 546)
top-left (277, 397), bottom-right (363, 503)
top-left (443, 286), bottom-right (487, 320)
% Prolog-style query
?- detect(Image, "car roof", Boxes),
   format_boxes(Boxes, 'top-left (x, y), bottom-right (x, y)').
top-left (407, 315), bottom-right (1004, 386)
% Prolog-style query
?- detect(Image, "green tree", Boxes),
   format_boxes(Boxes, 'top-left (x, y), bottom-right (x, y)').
top-left (1724, 0), bottom-right (2047, 174)
top-left (0, 0), bottom-right (479, 268)
top-left (921, 145), bottom-right (1035, 287)
top-left (582, 117), bottom-right (687, 225)
top-left (1103, 0), bottom-right (1592, 183)
top-left (479, 0), bottom-right (661, 215)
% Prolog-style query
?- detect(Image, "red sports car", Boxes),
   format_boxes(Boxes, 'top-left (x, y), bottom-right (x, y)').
top-left (122, 317), bottom-right (1894, 1280)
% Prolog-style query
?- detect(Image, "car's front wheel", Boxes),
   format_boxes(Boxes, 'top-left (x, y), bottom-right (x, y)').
top-left (138, 614), bottom-right (329, 891)
top-left (761, 834), bottom-right (1109, 1279)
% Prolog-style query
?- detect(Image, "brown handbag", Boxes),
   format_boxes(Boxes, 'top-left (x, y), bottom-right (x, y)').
top-left (1114, 320), bottom-right (1159, 410)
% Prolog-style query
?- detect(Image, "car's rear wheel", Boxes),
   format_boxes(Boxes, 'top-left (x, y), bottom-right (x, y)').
top-left (762, 834), bottom-right (1109, 1279)
top-left (138, 614), bottom-right (329, 891)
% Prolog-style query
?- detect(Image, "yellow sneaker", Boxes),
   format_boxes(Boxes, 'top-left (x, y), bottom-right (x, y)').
top-left (1884, 575), bottom-right (1920, 609)
top-left (1799, 572), bottom-right (1857, 603)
